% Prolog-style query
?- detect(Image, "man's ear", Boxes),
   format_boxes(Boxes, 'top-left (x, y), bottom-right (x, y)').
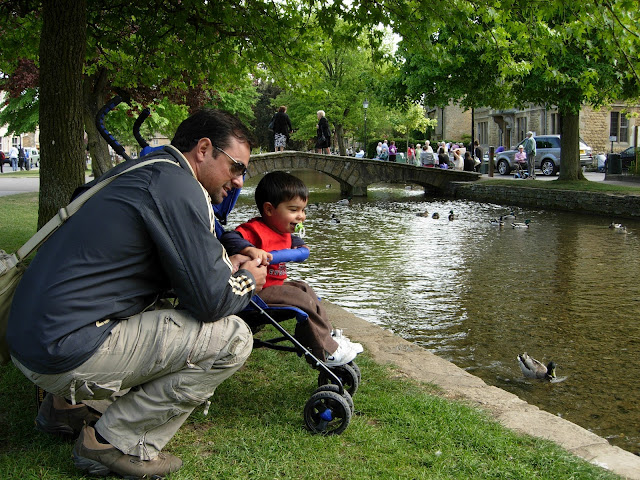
top-left (195, 138), bottom-right (212, 163)
top-left (263, 202), bottom-right (275, 217)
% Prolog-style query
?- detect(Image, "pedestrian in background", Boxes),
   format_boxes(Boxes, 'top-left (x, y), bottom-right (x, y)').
top-left (452, 149), bottom-right (464, 170)
top-left (18, 146), bottom-right (26, 170)
top-left (389, 141), bottom-right (398, 162)
top-left (523, 131), bottom-right (536, 179)
top-left (407, 144), bottom-right (415, 165)
top-left (463, 151), bottom-right (476, 171)
top-left (315, 110), bottom-right (331, 154)
top-left (273, 106), bottom-right (293, 152)
top-left (376, 142), bottom-right (383, 159)
top-left (9, 145), bottom-right (18, 171)
top-left (473, 140), bottom-right (483, 172)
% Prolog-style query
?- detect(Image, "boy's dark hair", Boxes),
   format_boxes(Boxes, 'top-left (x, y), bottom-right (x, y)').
top-left (255, 171), bottom-right (308, 216)
top-left (171, 108), bottom-right (255, 153)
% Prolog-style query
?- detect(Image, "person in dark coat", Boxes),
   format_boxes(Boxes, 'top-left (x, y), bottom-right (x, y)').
top-left (315, 110), bottom-right (331, 154)
top-left (463, 151), bottom-right (476, 171)
top-left (273, 106), bottom-right (293, 152)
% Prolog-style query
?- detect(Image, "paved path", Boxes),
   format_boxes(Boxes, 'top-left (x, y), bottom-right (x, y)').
top-left (327, 302), bottom-right (640, 479)
top-left (0, 176), bottom-right (40, 197)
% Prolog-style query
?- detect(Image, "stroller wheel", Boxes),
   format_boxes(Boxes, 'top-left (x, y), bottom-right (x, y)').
top-left (348, 361), bottom-right (362, 383)
top-left (314, 384), bottom-right (354, 414)
top-left (318, 363), bottom-right (359, 396)
top-left (304, 390), bottom-right (352, 435)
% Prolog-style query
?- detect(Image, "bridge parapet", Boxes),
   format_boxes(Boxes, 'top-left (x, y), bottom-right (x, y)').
top-left (248, 151), bottom-right (479, 196)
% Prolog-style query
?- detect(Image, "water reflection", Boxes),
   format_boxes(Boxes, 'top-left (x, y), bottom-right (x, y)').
top-left (230, 170), bottom-right (640, 454)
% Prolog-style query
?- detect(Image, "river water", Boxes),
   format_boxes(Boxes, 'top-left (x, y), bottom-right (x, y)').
top-left (228, 170), bottom-right (640, 455)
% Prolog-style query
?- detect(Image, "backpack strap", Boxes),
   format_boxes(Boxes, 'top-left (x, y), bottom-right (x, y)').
top-left (15, 158), bottom-right (179, 261)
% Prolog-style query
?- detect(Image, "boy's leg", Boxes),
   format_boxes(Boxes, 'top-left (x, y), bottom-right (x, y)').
top-left (257, 281), bottom-right (338, 359)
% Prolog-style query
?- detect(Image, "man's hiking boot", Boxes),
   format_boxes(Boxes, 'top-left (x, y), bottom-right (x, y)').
top-left (72, 425), bottom-right (183, 479)
top-left (35, 393), bottom-right (101, 439)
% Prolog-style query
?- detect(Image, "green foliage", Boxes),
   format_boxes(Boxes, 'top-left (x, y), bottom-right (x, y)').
top-left (0, 89), bottom-right (39, 135)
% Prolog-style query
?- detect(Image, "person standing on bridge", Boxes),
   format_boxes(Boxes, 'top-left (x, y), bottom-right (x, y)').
top-left (315, 110), bottom-right (331, 155)
top-left (273, 106), bottom-right (293, 152)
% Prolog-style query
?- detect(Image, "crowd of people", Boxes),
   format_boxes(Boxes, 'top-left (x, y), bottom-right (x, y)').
top-left (265, 107), bottom-right (483, 170)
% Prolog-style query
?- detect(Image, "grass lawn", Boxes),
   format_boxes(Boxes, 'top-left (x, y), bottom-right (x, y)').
top-left (0, 346), bottom-right (620, 479)
top-left (480, 177), bottom-right (640, 194)
top-left (0, 191), bottom-right (622, 480)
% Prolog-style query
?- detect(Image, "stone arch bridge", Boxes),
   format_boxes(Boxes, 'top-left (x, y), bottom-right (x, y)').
top-left (247, 151), bottom-right (480, 196)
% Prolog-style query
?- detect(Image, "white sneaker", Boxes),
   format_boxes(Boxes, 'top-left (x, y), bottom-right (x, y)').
top-left (335, 336), bottom-right (363, 354)
top-left (332, 330), bottom-right (363, 354)
top-left (325, 343), bottom-right (358, 367)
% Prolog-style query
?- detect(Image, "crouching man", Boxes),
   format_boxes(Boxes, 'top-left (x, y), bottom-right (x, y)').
top-left (7, 109), bottom-right (267, 479)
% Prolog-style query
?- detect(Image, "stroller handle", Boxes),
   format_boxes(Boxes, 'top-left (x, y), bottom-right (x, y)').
top-left (95, 96), bottom-right (130, 161)
top-left (269, 248), bottom-right (310, 265)
top-left (133, 108), bottom-right (151, 149)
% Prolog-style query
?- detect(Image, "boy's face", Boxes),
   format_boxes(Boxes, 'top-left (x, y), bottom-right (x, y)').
top-left (263, 196), bottom-right (307, 235)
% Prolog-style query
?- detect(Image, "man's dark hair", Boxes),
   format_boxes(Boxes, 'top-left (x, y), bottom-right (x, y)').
top-left (255, 171), bottom-right (308, 216)
top-left (171, 108), bottom-right (255, 153)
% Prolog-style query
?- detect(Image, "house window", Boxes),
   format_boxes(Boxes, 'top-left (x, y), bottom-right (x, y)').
top-left (477, 121), bottom-right (488, 144)
top-left (516, 117), bottom-right (527, 142)
top-left (550, 113), bottom-right (560, 134)
top-left (610, 112), bottom-right (629, 143)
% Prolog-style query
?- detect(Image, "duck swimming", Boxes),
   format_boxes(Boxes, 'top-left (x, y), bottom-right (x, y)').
top-left (609, 222), bottom-right (627, 232)
top-left (512, 219), bottom-right (531, 228)
top-left (417, 210), bottom-right (430, 217)
top-left (489, 217), bottom-right (504, 227)
top-left (503, 210), bottom-right (516, 220)
top-left (517, 352), bottom-right (557, 380)
top-left (432, 212), bottom-right (440, 219)
top-left (448, 210), bottom-right (458, 221)
top-left (336, 198), bottom-right (351, 206)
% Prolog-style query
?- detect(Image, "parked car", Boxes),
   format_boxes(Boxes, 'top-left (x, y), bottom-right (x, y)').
top-left (494, 135), bottom-right (593, 176)
top-left (26, 148), bottom-right (40, 167)
top-left (618, 146), bottom-right (638, 170)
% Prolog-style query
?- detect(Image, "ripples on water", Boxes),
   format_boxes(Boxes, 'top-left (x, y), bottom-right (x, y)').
top-left (229, 171), bottom-right (640, 454)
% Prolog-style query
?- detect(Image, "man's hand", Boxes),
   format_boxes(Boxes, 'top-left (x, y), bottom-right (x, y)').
top-left (238, 257), bottom-right (267, 293)
top-left (240, 246), bottom-right (273, 266)
top-left (229, 254), bottom-right (252, 273)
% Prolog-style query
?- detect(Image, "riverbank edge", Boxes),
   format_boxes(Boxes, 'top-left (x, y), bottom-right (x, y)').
top-left (447, 180), bottom-right (640, 219)
top-left (325, 301), bottom-right (640, 479)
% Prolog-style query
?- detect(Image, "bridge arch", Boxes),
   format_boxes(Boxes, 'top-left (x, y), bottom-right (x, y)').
top-left (246, 151), bottom-right (480, 196)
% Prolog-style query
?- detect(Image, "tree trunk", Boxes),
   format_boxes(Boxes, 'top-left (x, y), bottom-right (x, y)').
top-left (38, 0), bottom-right (87, 228)
top-left (557, 111), bottom-right (586, 181)
top-left (335, 123), bottom-right (346, 156)
top-left (83, 71), bottom-right (113, 178)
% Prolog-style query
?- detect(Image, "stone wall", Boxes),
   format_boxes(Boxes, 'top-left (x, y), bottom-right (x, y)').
top-left (448, 182), bottom-right (640, 219)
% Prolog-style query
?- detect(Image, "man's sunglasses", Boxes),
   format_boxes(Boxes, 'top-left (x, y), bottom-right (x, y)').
top-left (213, 145), bottom-right (247, 177)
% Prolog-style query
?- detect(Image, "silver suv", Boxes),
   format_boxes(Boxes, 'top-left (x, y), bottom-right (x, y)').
top-left (495, 135), bottom-right (593, 176)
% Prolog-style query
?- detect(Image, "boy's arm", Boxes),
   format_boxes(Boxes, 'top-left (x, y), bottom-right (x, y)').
top-left (220, 230), bottom-right (272, 266)
top-left (220, 230), bottom-right (253, 255)
top-left (292, 235), bottom-right (307, 249)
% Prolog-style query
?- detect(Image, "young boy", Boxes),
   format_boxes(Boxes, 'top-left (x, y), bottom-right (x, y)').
top-left (221, 171), bottom-right (362, 366)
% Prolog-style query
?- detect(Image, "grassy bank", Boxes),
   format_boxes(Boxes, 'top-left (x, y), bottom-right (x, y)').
top-left (480, 176), bottom-right (640, 194)
top-left (0, 193), bottom-right (620, 479)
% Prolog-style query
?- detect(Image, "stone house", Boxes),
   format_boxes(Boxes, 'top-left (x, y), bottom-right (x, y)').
top-left (473, 104), bottom-right (640, 156)
top-left (426, 102), bottom-right (472, 143)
